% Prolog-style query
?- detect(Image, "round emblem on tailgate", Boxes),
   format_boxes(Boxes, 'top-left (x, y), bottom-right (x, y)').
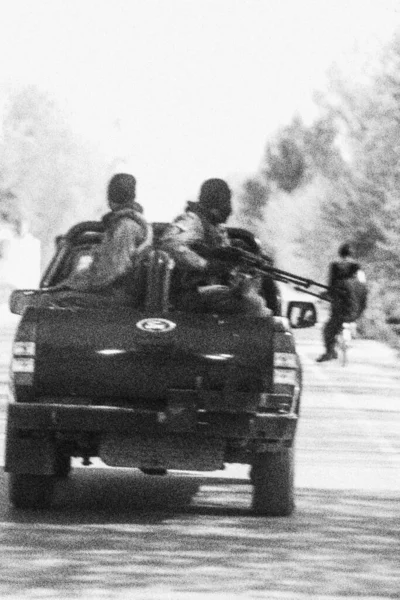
top-left (136, 318), bottom-right (176, 333)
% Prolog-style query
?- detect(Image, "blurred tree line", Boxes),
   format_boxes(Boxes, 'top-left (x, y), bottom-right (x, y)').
top-left (237, 31), bottom-right (400, 338)
top-left (0, 86), bottom-right (114, 270)
top-left (2, 33), bottom-right (400, 340)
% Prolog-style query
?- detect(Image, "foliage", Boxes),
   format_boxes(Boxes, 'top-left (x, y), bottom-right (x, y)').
top-left (264, 135), bottom-right (306, 193)
top-left (0, 86), bottom-right (113, 268)
top-left (0, 189), bottom-right (18, 228)
top-left (239, 177), bottom-right (270, 222)
top-left (233, 175), bottom-right (275, 256)
top-left (238, 30), bottom-right (400, 337)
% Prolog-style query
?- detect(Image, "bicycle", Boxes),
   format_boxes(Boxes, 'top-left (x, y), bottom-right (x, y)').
top-left (336, 321), bottom-right (356, 366)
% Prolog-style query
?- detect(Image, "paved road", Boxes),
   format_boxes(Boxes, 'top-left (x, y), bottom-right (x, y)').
top-left (0, 311), bottom-right (399, 599)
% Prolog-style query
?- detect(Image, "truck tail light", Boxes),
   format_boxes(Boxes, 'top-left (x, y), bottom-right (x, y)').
top-left (273, 368), bottom-right (298, 386)
top-left (271, 352), bottom-right (301, 413)
top-left (258, 393), bottom-right (293, 414)
top-left (13, 342), bottom-right (36, 356)
top-left (11, 341), bottom-right (36, 386)
top-left (274, 352), bottom-right (298, 369)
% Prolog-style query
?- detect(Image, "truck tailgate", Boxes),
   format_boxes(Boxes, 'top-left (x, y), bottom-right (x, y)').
top-left (33, 307), bottom-right (274, 403)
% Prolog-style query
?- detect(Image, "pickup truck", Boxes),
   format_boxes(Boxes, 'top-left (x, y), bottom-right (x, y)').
top-left (5, 221), bottom-right (317, 515)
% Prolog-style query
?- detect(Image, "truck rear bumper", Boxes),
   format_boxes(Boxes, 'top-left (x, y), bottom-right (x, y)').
top-left (6, 401), bottom-right (298, 439)
top-left (5, 402), bottom-right (298, 474)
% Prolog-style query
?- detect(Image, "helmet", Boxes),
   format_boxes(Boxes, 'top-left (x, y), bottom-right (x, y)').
top-left (108, 173), bottom-right (136, 209)
top-left (198, 178), bottom-right (232, 224)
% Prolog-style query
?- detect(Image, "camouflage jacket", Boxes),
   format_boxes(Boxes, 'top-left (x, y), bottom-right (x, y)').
top-left (159, 202), bottom-right (230, 271)
top-left (64, 207), bottom-right (152, 292)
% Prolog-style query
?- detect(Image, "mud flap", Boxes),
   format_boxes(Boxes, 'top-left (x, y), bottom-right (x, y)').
top-left (5, 427), bottom-right (56, 475)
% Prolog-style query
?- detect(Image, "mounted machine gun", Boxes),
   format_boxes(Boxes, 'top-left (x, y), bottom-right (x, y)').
top-left (206, 245), bottom-right (331, 302)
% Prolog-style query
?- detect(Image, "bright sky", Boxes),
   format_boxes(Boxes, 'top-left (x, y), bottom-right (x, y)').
top-left (0, 0), bottom-right (399, 222)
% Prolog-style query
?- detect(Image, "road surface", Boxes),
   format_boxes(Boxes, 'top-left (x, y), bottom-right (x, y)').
top-left (0, 310), bottom-right (399, 599)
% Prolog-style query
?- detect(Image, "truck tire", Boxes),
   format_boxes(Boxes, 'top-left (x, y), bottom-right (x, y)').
top-left (8, 474), bottom-right (55, 509)
top-left (54, 453), bottom-right (71, 478)
top-left (250, 448), bottom-right (294, 516)
top-left (140, 468), bottom-right (167, 476)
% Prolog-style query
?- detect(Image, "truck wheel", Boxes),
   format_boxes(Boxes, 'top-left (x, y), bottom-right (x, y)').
top-left (8, 474), bottom-right (55, 509)
top-left (140, 468), bottom-right (167, 476)
top-left (54, 453), bottom-right (71, 478)
top-left (250, 448), bottom-right (294, 516)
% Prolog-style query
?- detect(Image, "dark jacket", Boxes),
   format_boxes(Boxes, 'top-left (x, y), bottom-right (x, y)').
top-left (329, 259), bottom-right (367, 322)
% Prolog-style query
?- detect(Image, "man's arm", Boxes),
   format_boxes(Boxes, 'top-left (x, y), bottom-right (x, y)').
top-left (327, 262), bottom-right (338, 289)
top-left (159, 213), bottom-right (208, 271)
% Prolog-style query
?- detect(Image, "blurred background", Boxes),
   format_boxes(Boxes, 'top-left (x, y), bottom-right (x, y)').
top-left (1, 0), bottom-right (400, 340)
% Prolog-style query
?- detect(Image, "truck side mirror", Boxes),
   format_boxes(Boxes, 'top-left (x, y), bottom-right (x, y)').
top-left (9, 290), bottom-right (40, 315)
top-left (287, 301), bottom-right (317, 328)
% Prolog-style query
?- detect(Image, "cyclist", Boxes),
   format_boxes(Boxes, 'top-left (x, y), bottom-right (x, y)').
top-left (316, 242), bottom-right (368, 362)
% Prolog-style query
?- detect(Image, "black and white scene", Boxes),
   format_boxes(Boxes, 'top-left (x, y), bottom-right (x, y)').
top-left (0, 1), bottom-right (399, 599)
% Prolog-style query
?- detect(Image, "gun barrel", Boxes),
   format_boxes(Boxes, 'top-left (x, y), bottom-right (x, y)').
top-left (293, 286), bottom-right (330, 301)
top-left (238, 248), bottom-right (330, 292)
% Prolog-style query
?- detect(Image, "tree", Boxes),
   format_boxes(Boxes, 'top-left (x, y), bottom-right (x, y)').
top-left (238, 177), bottom-right (270, 222)
top-left (0, 86), bottom-right (113, 269)
top-left (0, 189), bottom-right (18, 229)
top-left (265, 137), bottom-right (305, 193)
top-left (232, 175), bottom-right (273, 254)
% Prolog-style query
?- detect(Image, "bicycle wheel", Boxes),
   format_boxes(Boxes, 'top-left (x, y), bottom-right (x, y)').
top-left (340, 324), bottom-right (352, 366)
top-left (337, 330), bottom-right (347, 366)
